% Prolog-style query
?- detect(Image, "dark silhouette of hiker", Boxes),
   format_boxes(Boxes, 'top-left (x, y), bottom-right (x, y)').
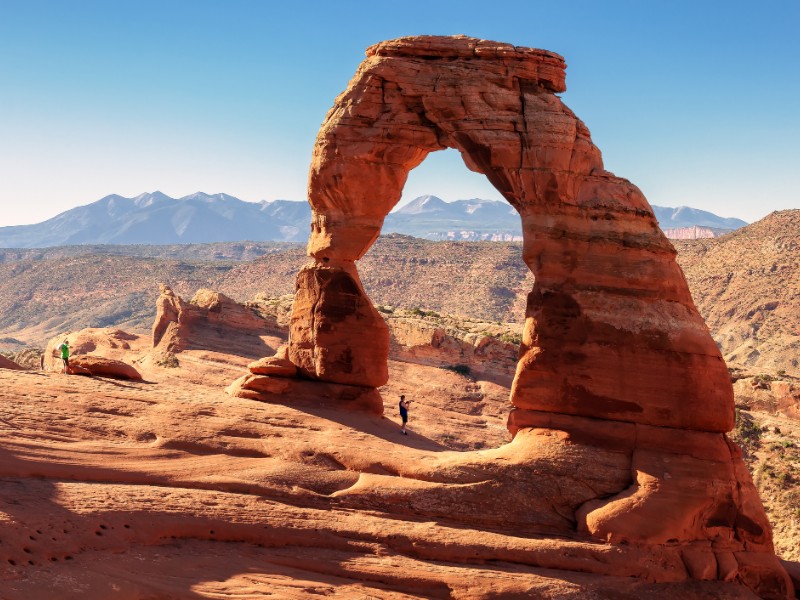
top-left (399, 394), bottom-right (413, 435)
top-left (58, 339), bottom-right (70, 374)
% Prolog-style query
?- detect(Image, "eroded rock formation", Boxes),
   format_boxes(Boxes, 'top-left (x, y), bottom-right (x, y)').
top-left (239, 35), bottom-right (791, 596)
top-left (152, 284), bottom-right (281, 360)
top-left (387, 316), bottom-right (518, 380)
top-left (288, 34), bottom-right (731, 433)
top-left (43, 328), bottom-right (141, 378)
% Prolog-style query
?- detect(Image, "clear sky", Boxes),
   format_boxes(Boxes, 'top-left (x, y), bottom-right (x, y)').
top-left (1, 0), bottom-right (798, 226)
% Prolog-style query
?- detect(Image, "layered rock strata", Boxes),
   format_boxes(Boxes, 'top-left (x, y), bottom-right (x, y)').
top-left (288, 34), bottom-right (731, 432)
top-left (227, 344), bottom-right (384, 415)
top-left (288, 262), bottom-right (389, 387)
top-left (387, 316), bottom-right (518, 380)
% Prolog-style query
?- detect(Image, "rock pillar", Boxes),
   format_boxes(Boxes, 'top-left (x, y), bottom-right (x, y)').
top-left (289, 258), bottom-right (389, 387)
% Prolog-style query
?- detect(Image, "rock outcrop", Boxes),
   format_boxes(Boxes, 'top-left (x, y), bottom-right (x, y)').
top-left (248, 35), bottom-right (791, 597)
top-left (734, 376), bottom-right (800, 421)
top-left (68, 355), bottom-right (142, 380)
top-left (6, 348), bottom-right (43, 370)
top-left (152, 284), bottom-right (281, 361)
top-left (387, 316), bottom-right (518, 380)
top-left (43, 328), bottom-right (139, 374)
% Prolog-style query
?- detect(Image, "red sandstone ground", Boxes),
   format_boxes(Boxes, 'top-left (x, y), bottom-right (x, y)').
top-left (2, 330), bottom-right (786, 599)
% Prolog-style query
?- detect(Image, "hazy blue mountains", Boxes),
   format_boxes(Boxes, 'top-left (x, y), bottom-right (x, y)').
top-left (0, 192), bottom-right (310, 248)
top-left (651, 206), bottom-right (747, 230)
top-left (0, 192), bottom-right (747, 248)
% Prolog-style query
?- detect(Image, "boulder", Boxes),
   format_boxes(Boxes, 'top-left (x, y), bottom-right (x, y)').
top-left (69, 355), bottom-right (142, 380)
top-left (44, 328), bottom-right (138, 372)
top-left (152, 284), bottom-right (281, 360)
top-left (248, 346), bottom-right (297, 377)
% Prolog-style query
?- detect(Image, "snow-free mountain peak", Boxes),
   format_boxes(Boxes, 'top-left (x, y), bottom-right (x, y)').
top-left (395, 195), bottom-right (449, 214)
top-left (651, 205), bottom-right (748, 230)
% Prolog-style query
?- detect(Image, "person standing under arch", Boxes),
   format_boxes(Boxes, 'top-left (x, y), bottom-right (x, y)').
top-left (399, 395), bottom-right (412, 435)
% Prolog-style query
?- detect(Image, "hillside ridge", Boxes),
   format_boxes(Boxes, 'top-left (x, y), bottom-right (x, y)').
top-left (0, 211), bottom-right (796, 378)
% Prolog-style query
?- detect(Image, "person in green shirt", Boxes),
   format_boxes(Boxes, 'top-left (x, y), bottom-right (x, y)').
top-left (58, 339), bottom-right (70, 374)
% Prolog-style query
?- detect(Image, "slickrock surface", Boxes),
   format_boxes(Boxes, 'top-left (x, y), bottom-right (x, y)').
top-left (0, 334), bottom-right (789, 599)
top-left (0, 284), bottom-right (795, 597)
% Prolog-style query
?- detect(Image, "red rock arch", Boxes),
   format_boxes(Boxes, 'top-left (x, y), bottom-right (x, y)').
top-left (288, 35), bottom-right (733, 433)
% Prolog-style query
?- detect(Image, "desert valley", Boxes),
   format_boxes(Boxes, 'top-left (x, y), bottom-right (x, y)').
top-left (1, 33), bottom-right (799, 600)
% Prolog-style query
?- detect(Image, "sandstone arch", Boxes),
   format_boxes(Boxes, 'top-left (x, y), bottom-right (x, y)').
top-left (229, 36), bottom-right (794, 595)
top-left (288, 35), bottom-right (732, 433)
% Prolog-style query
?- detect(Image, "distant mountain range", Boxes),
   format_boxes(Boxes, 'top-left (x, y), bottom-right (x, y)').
top-left (0, 192), bottom-right (748, 248)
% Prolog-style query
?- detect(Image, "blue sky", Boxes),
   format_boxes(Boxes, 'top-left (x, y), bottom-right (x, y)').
top-left (1, 0), bottom-right (798, 226)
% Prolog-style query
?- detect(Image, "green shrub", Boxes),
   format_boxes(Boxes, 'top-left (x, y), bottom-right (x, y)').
top-left (499, 332), bottom-right (523, 345)
top-left (732, 409), bottom-right (761, 456)
top-left (156, 353), bottom-right (180, 368)
top-left (444, 364), bottom-right (471, 376)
